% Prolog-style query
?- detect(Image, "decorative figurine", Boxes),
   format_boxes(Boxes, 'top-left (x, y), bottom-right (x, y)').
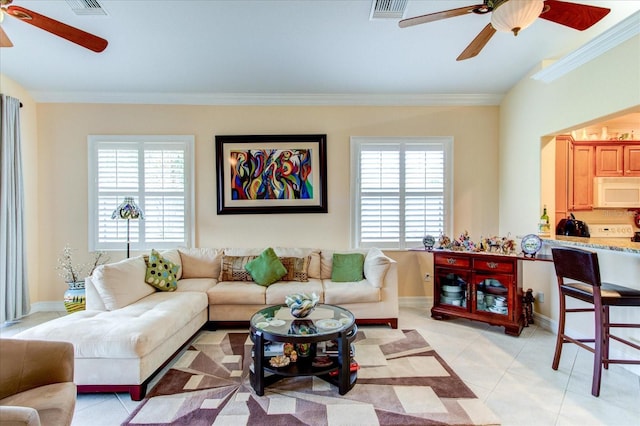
top-left (522, 288), bottom-right (535, 326)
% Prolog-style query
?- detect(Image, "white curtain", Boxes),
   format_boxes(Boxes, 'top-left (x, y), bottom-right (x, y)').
top-left (0, 94), bottom-right (29, 323)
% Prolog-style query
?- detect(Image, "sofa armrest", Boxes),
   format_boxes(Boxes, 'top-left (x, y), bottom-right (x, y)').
top-left (0, 406), bottom-right (41, 426)
top-left (0, 339), bottom-right (74, 400)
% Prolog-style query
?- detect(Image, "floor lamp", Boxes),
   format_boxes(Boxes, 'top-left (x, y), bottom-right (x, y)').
top-left (111, 197), bottom-right (144, 258)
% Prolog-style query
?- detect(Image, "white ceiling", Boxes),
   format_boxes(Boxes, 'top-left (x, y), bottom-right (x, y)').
top-left (1, 0), bottom-right (639, 105)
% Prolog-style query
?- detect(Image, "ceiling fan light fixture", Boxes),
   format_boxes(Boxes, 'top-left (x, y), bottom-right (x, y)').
top-left (491, 0), bottom-right (544, 36)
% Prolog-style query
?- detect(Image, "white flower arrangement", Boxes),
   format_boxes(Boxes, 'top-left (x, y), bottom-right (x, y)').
top-left (57, 245), bottom-right (109, 283)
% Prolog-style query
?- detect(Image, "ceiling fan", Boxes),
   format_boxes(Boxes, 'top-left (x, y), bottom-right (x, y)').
top-left (399, 0), bottom-right (610, 61)
top-left (0, 0), bottom-right (107, 52)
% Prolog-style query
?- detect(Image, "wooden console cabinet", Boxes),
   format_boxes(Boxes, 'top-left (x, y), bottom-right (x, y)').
top-left (431, 251), bottom-right (524, 336)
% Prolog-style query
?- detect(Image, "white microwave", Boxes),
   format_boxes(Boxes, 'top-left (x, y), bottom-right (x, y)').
top-left (593, 177), bottom-right (640, 208)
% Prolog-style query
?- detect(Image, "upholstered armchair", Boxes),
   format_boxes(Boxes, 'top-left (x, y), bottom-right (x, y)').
top-left (0, 339), bottom-right (76, 426)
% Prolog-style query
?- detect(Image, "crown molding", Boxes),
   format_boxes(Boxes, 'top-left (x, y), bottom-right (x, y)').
top-left (531, 10), bottom-right (640, 83)
top-left (29, 91), bottom-right (503, 106)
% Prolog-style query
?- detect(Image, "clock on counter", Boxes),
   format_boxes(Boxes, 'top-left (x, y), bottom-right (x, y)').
top-left (520, 234), bottom-right (543, 258)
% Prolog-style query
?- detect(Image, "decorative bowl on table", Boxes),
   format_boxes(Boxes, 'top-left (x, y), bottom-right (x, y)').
top-left (269, 355), bottom-right (291, 368)
top-left (285, 292), bottom-right (319, 318)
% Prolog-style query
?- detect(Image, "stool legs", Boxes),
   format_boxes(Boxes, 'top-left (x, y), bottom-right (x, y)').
top-left (603, 306), bottom-right (610, 370)
top-left (552, 293), bottom-right (566, 371)
top-left (592, 303), bottom-right (605, 397)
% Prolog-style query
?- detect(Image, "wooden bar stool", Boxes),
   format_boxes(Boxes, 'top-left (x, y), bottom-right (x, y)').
top-left (551, 246), bottom-right (640, 396)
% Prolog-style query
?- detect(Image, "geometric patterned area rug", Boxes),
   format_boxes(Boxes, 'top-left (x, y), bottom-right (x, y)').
top-left (122, 329), bottom-right (500, 425)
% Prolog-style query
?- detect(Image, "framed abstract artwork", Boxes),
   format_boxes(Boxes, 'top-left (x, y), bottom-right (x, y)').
top-left (215, 134), bottom-right (328, 214)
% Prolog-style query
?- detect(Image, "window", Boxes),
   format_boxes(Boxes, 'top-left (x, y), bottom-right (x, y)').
top-left (351, 137), bottom-right (452, 249)
top-left (88, 135), bottom-right (194, 252)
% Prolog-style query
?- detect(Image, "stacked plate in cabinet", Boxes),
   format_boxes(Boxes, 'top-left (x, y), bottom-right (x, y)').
top-left (441, 285), bottom-right (465, 306)
top-left (480, 279), bottom-right (508, 315)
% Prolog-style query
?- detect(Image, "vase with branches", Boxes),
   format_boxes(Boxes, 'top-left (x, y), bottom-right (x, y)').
top-left (57, 245), bottom-right (109, 313)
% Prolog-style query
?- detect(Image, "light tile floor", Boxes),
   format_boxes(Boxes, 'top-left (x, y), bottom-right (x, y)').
top-left (2, 306), bottom-right (639, 426)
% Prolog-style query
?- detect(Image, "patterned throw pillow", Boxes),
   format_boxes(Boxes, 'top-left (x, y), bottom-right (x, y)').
top-left (279, 256), bottom-right (310, 282)
top-left (219, 255), bottom-right (256, 281)
top-left (145, 249), bottom-right (180, 291)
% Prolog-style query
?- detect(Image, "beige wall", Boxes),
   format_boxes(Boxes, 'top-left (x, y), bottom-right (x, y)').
top-left (28, 103), bottom-right (498, 303)
top-left (500, 33), bottom-right (640, 342)
top-left (0, 75), bottom-right (40, 302)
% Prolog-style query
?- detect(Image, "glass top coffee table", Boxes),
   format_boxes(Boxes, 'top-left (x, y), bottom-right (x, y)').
top-left (249, 303), bottom-right (358, 396)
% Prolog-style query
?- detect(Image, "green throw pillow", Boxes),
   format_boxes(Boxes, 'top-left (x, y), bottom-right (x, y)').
top-left (244, 247), bottom-right (287, 287)
top-left (331, 253), bottom-right (365, 282)
top-left (145, 249), bottom-right (179, 291)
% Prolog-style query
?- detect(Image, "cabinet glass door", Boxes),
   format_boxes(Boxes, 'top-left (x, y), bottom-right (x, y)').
top-left (474, 274), bottom-right (510, 317)
top-left (436, 270), bottom-right (469, 309)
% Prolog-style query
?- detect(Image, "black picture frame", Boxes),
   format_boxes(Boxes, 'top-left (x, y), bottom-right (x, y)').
top-left (216, 134), bottom-right (328, 214)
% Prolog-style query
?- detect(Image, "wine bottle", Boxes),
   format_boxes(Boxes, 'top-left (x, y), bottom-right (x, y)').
top-left (538, 205), bottom-right (550, 236)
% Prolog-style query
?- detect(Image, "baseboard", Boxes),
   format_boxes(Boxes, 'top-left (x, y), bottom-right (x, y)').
top-left (30, 301), bottom-right (66, 313)
top-left (399, 296), bottom-right (432, 310)
top-left (533, 312), bottom-right (554, 332)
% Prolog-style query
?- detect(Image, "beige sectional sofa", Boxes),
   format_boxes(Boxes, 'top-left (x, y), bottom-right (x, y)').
top-left (15, 247), bottom-right (398, 400)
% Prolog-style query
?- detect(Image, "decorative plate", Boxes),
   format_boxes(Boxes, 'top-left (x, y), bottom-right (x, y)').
top-left (268, 319), bottom-right (285, 326)
top-left (422, 235), bottom-right (436, 250)
top-left (316, 319), bottom-right (342, 330)
top-left (521, 234), bottom-right (542, 257)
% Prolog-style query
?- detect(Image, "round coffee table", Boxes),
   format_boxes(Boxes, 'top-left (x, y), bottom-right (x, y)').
top-left (249, 303), bottom-right (357, 396)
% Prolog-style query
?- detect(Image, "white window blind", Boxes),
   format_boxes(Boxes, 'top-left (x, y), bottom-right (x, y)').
top-left (351, 137), bottom-right (452, 249)
top-left (88, 135), bottom-right (194, 252)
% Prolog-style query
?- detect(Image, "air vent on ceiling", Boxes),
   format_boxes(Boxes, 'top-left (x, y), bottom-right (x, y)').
top-left (370, 0), bottom-right (408, 20)
top-left (66, 0), bottom-right (107, 16)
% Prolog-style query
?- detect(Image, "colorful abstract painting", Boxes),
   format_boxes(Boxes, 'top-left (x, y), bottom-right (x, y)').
top-left (216, 134), bottom-right (327, 214)
top-left (230, 149), bottom-right (313, 200)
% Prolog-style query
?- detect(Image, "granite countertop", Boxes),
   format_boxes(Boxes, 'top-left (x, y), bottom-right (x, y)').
top-left (542, 236), bottom-right (640, 254)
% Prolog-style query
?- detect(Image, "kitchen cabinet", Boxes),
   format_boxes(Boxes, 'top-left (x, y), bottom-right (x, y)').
top-left (555, 136), bottom-right (570, 220)
top-left (595, 144), bottom-right (640, 176)
top-left (556, 135), bottom-right (594, 214)
top-left (571, 144), bottom-right (594, 210)
top-left (624, 145), bottom-right (640, 176)
top-left (431, 251), bottom-right (524, 336)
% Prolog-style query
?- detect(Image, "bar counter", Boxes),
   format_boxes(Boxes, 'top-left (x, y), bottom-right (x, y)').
top-left (542, 236), bottom-right (640, 255)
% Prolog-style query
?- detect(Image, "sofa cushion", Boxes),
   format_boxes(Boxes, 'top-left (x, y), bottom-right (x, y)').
top-left (245, 248), bottom-right (287, 286)
top-left (223, 248), bottom-right (263, 256)
top-left (15, 292), bottom-right (208, 358)
top-left (265, 279), bottom-right (325, 305)
top-left (178, 248), bottom-right (223, 279)
top-left (219, 255), bottom-right (256, 281)
top-left (175, 278), bottom-right (216, 293)
top-left (92, 256), bottom-right (154, 311)
top-left (323, 280), bottom-right (380, 304)
top-left (208, 281), bottom-right (266, 305)
top-left (145, 249), bottom-right (179, 291)
top-left (363, 248), bottom-right (391, 288)
top-left (279, 256), bottom-right (310, 282)
top-left (331, 253), bottom-right (365, 282)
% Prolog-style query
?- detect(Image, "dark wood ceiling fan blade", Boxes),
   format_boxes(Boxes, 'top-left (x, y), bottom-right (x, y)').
top-left (0, 26), bottom-right (13, 47)
top-left (457, 23), bottom-right (496, 61)
top-left (539, 0), bottom-right (610, 31)
top-left (399, 4), bottom-right (485, 28)
top-left (6, 5), bottom-right (107, 52)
